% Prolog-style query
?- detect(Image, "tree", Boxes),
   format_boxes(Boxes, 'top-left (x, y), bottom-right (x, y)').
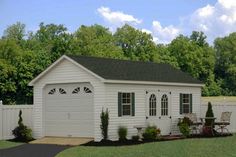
top-left (214, 32), bottom-right (236, 95)
top-left (190, 31), bottom-right (208, 47)
top-left (2, 22), bottom-right (26, 42)
top-left (156, 44), bottom-right (179, 68)
top-left (73, 24), bottom-right (124, 59)
top-left (168, 33), bottom-right (219, 96)
top-left (0, 59), bottom-right (17, 104)
top-left (114, 24), bottom-right (158, 61)
top-left (34, 22), bottom-right (73, 61)
top-left (0, 40), bottom-right (21, 63)
top-left (205, 102), bottom-right (214, 127)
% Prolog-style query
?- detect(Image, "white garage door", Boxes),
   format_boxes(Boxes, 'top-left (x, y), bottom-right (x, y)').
top-left (44, 83), bottom-right (94, 137)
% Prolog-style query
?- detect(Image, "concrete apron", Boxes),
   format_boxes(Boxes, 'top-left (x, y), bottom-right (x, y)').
top-left (30, 137), bottom-right (93, 146)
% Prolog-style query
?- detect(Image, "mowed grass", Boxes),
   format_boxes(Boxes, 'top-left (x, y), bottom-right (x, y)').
top-left (202, 96), bottom-right (236, 103)
top-left (0, 140), bottom-right (22, 149)
top-left (57, 135), bottom-right (236, 157)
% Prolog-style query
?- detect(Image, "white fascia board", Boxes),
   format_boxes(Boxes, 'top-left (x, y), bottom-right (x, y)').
top-left (103, 79), bottom-right (204, 87)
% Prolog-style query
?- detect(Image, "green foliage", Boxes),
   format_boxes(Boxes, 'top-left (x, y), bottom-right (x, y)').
top-left (214, 32), bottom-right (236, 95)
top-left (178, 123), bottom-right (190, 138)
top-left (142, 126), bottom-right (158, 141)
top-left (1, 22), bottom-right (236, 103)
top-left (2, 22), bottom-right (26, 42)
top-left (205, 102), bottom-right (214, 126)
top-left (100, 108), bottom-right (109, 141)
top-left (12, 110), bottom-right (33, 142)
top-left (177, 117), bottom-right (191, 137)
top-left (73, 24), bottom-right (124, 59)
top-left (114, 24), bottom-right (158, 62)
top-left (118, 126), bottom-right (127, 141)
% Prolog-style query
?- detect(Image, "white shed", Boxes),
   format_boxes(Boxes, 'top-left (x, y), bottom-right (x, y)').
top-left (29, 55), bottom-right (203, 141)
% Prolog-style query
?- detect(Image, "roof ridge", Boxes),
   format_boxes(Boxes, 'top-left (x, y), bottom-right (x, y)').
top-left (66, 54), bottom-right (169, 66)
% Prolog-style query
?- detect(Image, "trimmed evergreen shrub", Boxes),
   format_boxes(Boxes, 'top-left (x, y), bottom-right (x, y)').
top-left (205, 102), bottom-right (214, 126)
top-left (118, 126), bottom-right (127, 141)
top-left (100, 108), bottom-right (109, 141)
top-left (12, 110), bottom-right (33, 142)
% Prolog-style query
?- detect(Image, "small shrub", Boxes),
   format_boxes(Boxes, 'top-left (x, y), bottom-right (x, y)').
top-left (178, 117), bottom-right (191, 137)
top-left (100, 108), bottom-right (109, 141)
top-left (12, 110), bottom-right (33, 142)
top-left (142, 126), bottom-right (158, 141)
top-left (205, 102), bottom-right (214, 127)
top-left (132, 135), bottom-right (140, 141)
top-left (118, 126), bottom-right (127, 141)
top-left (178, 123), bottom-right (190, 137)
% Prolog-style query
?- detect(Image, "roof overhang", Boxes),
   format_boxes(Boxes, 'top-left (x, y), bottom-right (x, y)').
top-left (103, 79), bottom-right (204, 87)
top-left (28, 55), bottom-right (104, 86)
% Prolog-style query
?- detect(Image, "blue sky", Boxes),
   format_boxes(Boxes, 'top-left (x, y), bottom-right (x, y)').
top-left (1, 0), bottom-right (236, 43)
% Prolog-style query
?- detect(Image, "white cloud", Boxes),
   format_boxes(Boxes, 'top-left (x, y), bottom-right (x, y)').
top-left (218, 0), bottom-right (236, 9)
top-left (141, 28), bottom-right (152, 34)
top-left (97, 6), bottom-right (142, 27)
top-left (196, 4), bottom-right (215, 17)
top-left (152, 21), bottom-right (180, 44)
top-left (186, 0), bottom-right (236, 43)
top-left (97, 0), bottom-right (236, 44)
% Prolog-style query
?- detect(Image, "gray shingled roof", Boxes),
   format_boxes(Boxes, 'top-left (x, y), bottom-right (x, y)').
top-left (67, 55), bottom-right (202, 84)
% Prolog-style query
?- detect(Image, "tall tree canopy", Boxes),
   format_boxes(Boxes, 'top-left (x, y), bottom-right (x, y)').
top-left (114, 24), bottom-right (158, 62)
top-left (214, 32), bottom-right (236, 95)
top-left (73, 24), bottom-right (124, 59)
top-left (2, 22), bottom-right (26, 42)
top-left (1, 22), bottom-right (236, 103)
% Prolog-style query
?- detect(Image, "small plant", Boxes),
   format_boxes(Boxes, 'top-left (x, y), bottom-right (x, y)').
top-left (100, 108), bottom-right (109, 141)
top-left (205, 102), bottom-right (214, 126)
top-left (132, 135), bottom-right (140, 141)
top-left (118, 126), bottom-right (127, 141)
top-left (142, 126), bottom-right (158, 141)
top-left (178, 117), bottom-right (191, 137)
top-left (12, 110), bottom-right (33, 142)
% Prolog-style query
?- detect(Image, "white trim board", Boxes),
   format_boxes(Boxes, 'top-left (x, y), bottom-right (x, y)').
top-left (103, 80), bottom-right (204, 87)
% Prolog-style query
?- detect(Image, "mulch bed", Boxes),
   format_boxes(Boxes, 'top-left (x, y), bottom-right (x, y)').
top-left (82, 133), bottom-right (233, 147)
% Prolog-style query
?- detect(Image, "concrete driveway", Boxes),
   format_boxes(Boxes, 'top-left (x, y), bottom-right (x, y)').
top-left (0, 144), bottom-right (71, 157)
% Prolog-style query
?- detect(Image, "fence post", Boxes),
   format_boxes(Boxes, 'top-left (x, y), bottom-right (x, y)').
top-left (0, 100), bottom-right (3, 140)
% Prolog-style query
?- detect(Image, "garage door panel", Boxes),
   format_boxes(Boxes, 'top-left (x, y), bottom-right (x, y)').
top-left (44, 83), bottom-right (94, 137)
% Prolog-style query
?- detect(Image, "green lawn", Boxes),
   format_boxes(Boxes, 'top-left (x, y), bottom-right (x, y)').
top-left (57, 135), bottom-right (236, 157)
top-left (0, 140), bottom-right (22, 149)
top-left (202, 96), bottom-right (236, 103)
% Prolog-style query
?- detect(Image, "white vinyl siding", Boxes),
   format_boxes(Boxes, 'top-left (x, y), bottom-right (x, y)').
top-left (105, 83), bottom-right (201, 140)
top-left (32, 58), bottom-right (105, 141)
top-left (32, 57), bottom-right (201, 141)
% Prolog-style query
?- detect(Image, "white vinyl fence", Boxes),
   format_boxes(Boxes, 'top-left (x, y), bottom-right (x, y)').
top-left (201, 102), bottom-right (236, 133)
top-left (0, 103), bottom-right (33, 140)
top-left (0, 101), bottom-right (236, 140)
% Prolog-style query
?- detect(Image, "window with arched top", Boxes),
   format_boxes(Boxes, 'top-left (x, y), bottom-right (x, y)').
top-left (84, 87), bottom-right (92, 93)
top-left (59, 88), bottom-right (66, 94)
top-left (48, 88), bottom-right (56, 95)
top-left (161, 94), bottom-right (168, 116)
top-left (72, 87), bottom-right (80, 94)
top-left (149, 94), bottom-right (157, 116)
